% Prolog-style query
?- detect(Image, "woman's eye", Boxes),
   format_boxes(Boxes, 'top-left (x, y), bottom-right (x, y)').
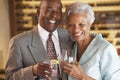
top-left (68, 24), bottom-right (74, 27)
top-left (79, 24), bottom-right (85, 28)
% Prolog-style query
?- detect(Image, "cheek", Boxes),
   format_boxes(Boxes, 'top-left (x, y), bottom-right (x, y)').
top-left (83, 28), bottom-right (90, 38)
top-left (68, 28), bottom-right (73, 36)
top-left (83, 26), bottom-right (90, 32)
top-left (57, 13), bottom-right (62, 19)
top-left (85, 28), bottom-right (90, 34)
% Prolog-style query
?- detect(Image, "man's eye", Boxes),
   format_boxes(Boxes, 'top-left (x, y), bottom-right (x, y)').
top-left (46, 9), bottom-right (52, 12)
top-left (46, 9), bottom-right (61, 14)
top-left (56, 10), bottom-right (62, 13)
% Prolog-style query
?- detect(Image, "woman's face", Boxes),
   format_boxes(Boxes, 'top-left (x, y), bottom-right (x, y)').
top-left (67, 13), bottom-right (91, 42)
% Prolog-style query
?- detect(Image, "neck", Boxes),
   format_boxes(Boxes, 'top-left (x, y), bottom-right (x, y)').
top-left (76, 34), bottom-right (93, 61)
top-left (77, 34), bottom-right (93, 48)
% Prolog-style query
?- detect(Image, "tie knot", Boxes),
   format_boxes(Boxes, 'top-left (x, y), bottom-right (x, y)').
top-left (48, 33), bottom-right (52, 39)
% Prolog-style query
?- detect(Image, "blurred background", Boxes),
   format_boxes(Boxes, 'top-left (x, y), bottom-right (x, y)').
top-left (0, 0), bottom-right (120, 79)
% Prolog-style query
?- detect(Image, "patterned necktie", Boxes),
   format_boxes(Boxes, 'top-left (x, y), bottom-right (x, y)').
top-left (47, 33), bottom-right (62, 80)
top-left (47, 33), bottom-right (57, 59)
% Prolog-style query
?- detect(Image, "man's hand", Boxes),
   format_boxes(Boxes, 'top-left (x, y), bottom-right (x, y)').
top-left (32, 62), bottom-right (52, 80)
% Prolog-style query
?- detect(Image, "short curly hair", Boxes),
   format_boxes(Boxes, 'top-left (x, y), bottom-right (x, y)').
top-left (64, 2), bottom-right (95, 25)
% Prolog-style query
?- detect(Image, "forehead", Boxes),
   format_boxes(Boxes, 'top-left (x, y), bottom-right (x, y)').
top-left (68, 13), bottom-right (88, 23)
top-left (68, 13), bottom-right (87, 20)
top-left (40, 0), bottom-right (62, 9)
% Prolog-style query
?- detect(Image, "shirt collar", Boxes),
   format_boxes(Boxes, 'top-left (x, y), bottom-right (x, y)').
top-left (38, 24), bottom-right (59, 40)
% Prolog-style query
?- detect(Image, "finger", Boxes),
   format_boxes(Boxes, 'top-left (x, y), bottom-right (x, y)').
top-left (39, 62), bottom-right (52, 68)
top-left (64, 62), bottom-right (73, 69)
top-left (73, 60), bottom-right (79, 66)
top-left (45, 75), bottom-right (52, 80)
top-left (37, 69), bottom-right (52, 78)
top-left (38, 63), bottom-right (52, 71)
top-left (63, 63), bottom-right (73, 72)
top-left (61, 61), bottom-right (67, 65)
top-left (44, 71), bottom-right (52, 79)
top-left (60, 61), bottom-right (68, 69)
top-left (37, 63), bottom-right (52, 78)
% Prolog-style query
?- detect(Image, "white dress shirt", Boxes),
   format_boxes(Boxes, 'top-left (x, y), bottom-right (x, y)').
top-left (37, 24), bottom-right (61, 60)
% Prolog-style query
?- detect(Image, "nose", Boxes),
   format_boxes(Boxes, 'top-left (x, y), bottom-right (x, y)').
top-left (51, 11), bottom-right (57, 18)
top-left (73, 25), bottom-right (80, 32)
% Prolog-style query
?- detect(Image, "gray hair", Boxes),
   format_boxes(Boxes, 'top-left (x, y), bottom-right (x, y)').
top-left (64, 2), bottom-right (95, 25)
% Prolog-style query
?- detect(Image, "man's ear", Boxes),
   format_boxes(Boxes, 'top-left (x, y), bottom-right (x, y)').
top-left (36, 8), bottom-right (40, 17)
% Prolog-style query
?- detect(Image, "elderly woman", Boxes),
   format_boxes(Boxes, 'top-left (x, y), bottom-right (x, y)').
top-left (61, 2), bottom-right (120, 80)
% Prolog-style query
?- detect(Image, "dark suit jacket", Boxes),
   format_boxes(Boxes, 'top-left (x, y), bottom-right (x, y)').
top-left (5, 26), bottom-right (73, 80)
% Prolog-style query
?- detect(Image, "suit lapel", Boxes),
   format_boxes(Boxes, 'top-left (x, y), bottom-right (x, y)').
top-left (58, 28), bottom-right (73, 51)
top-left (58, 29), bottom-right (67, 52)
top-left (28, 26), bottom-right (49, 63)
top-left (57, 28), bottom-right (70, 79)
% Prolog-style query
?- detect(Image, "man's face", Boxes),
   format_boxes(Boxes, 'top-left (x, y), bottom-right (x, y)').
top-left (37, 0), bottom-right (62, 32)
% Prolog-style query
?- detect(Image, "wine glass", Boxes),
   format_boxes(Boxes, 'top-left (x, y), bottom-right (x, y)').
top-left (43, 60), bottom-right (58, 78)
top-left (61, 49), bottom-right (74, 63)
top-left (60, 49), bottom-right (75, 80)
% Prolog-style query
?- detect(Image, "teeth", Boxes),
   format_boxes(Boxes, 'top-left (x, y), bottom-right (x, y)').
top-left (49, 20), bottom-right (56, 24)
top-left (74, 32), bottom-right (82, 36)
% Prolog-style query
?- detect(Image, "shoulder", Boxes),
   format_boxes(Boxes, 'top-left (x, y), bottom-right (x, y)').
top-left (10, 31), bottom-right (31, 42)
top-left (9, 27), bottom-right (37, 45)
top-left (57, 27), bottom-right (68, 34)
top-left (90, 34), bottom-right (118, 56)
top-left (57, 27), bottom-right (74, 48)
top-left (93, 34), bottom-right (112, 48)
top-left (93, 34), bottom-right (117, 55)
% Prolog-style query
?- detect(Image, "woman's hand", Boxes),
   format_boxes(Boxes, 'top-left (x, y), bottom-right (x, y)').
top-left (61, 60), bottom-right (94, 80)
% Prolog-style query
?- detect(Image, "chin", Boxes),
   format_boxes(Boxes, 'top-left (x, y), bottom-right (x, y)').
top-left (72, 37), bottom-right (79, 41)
top-left (73, 37), bottom-right (83, 41)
